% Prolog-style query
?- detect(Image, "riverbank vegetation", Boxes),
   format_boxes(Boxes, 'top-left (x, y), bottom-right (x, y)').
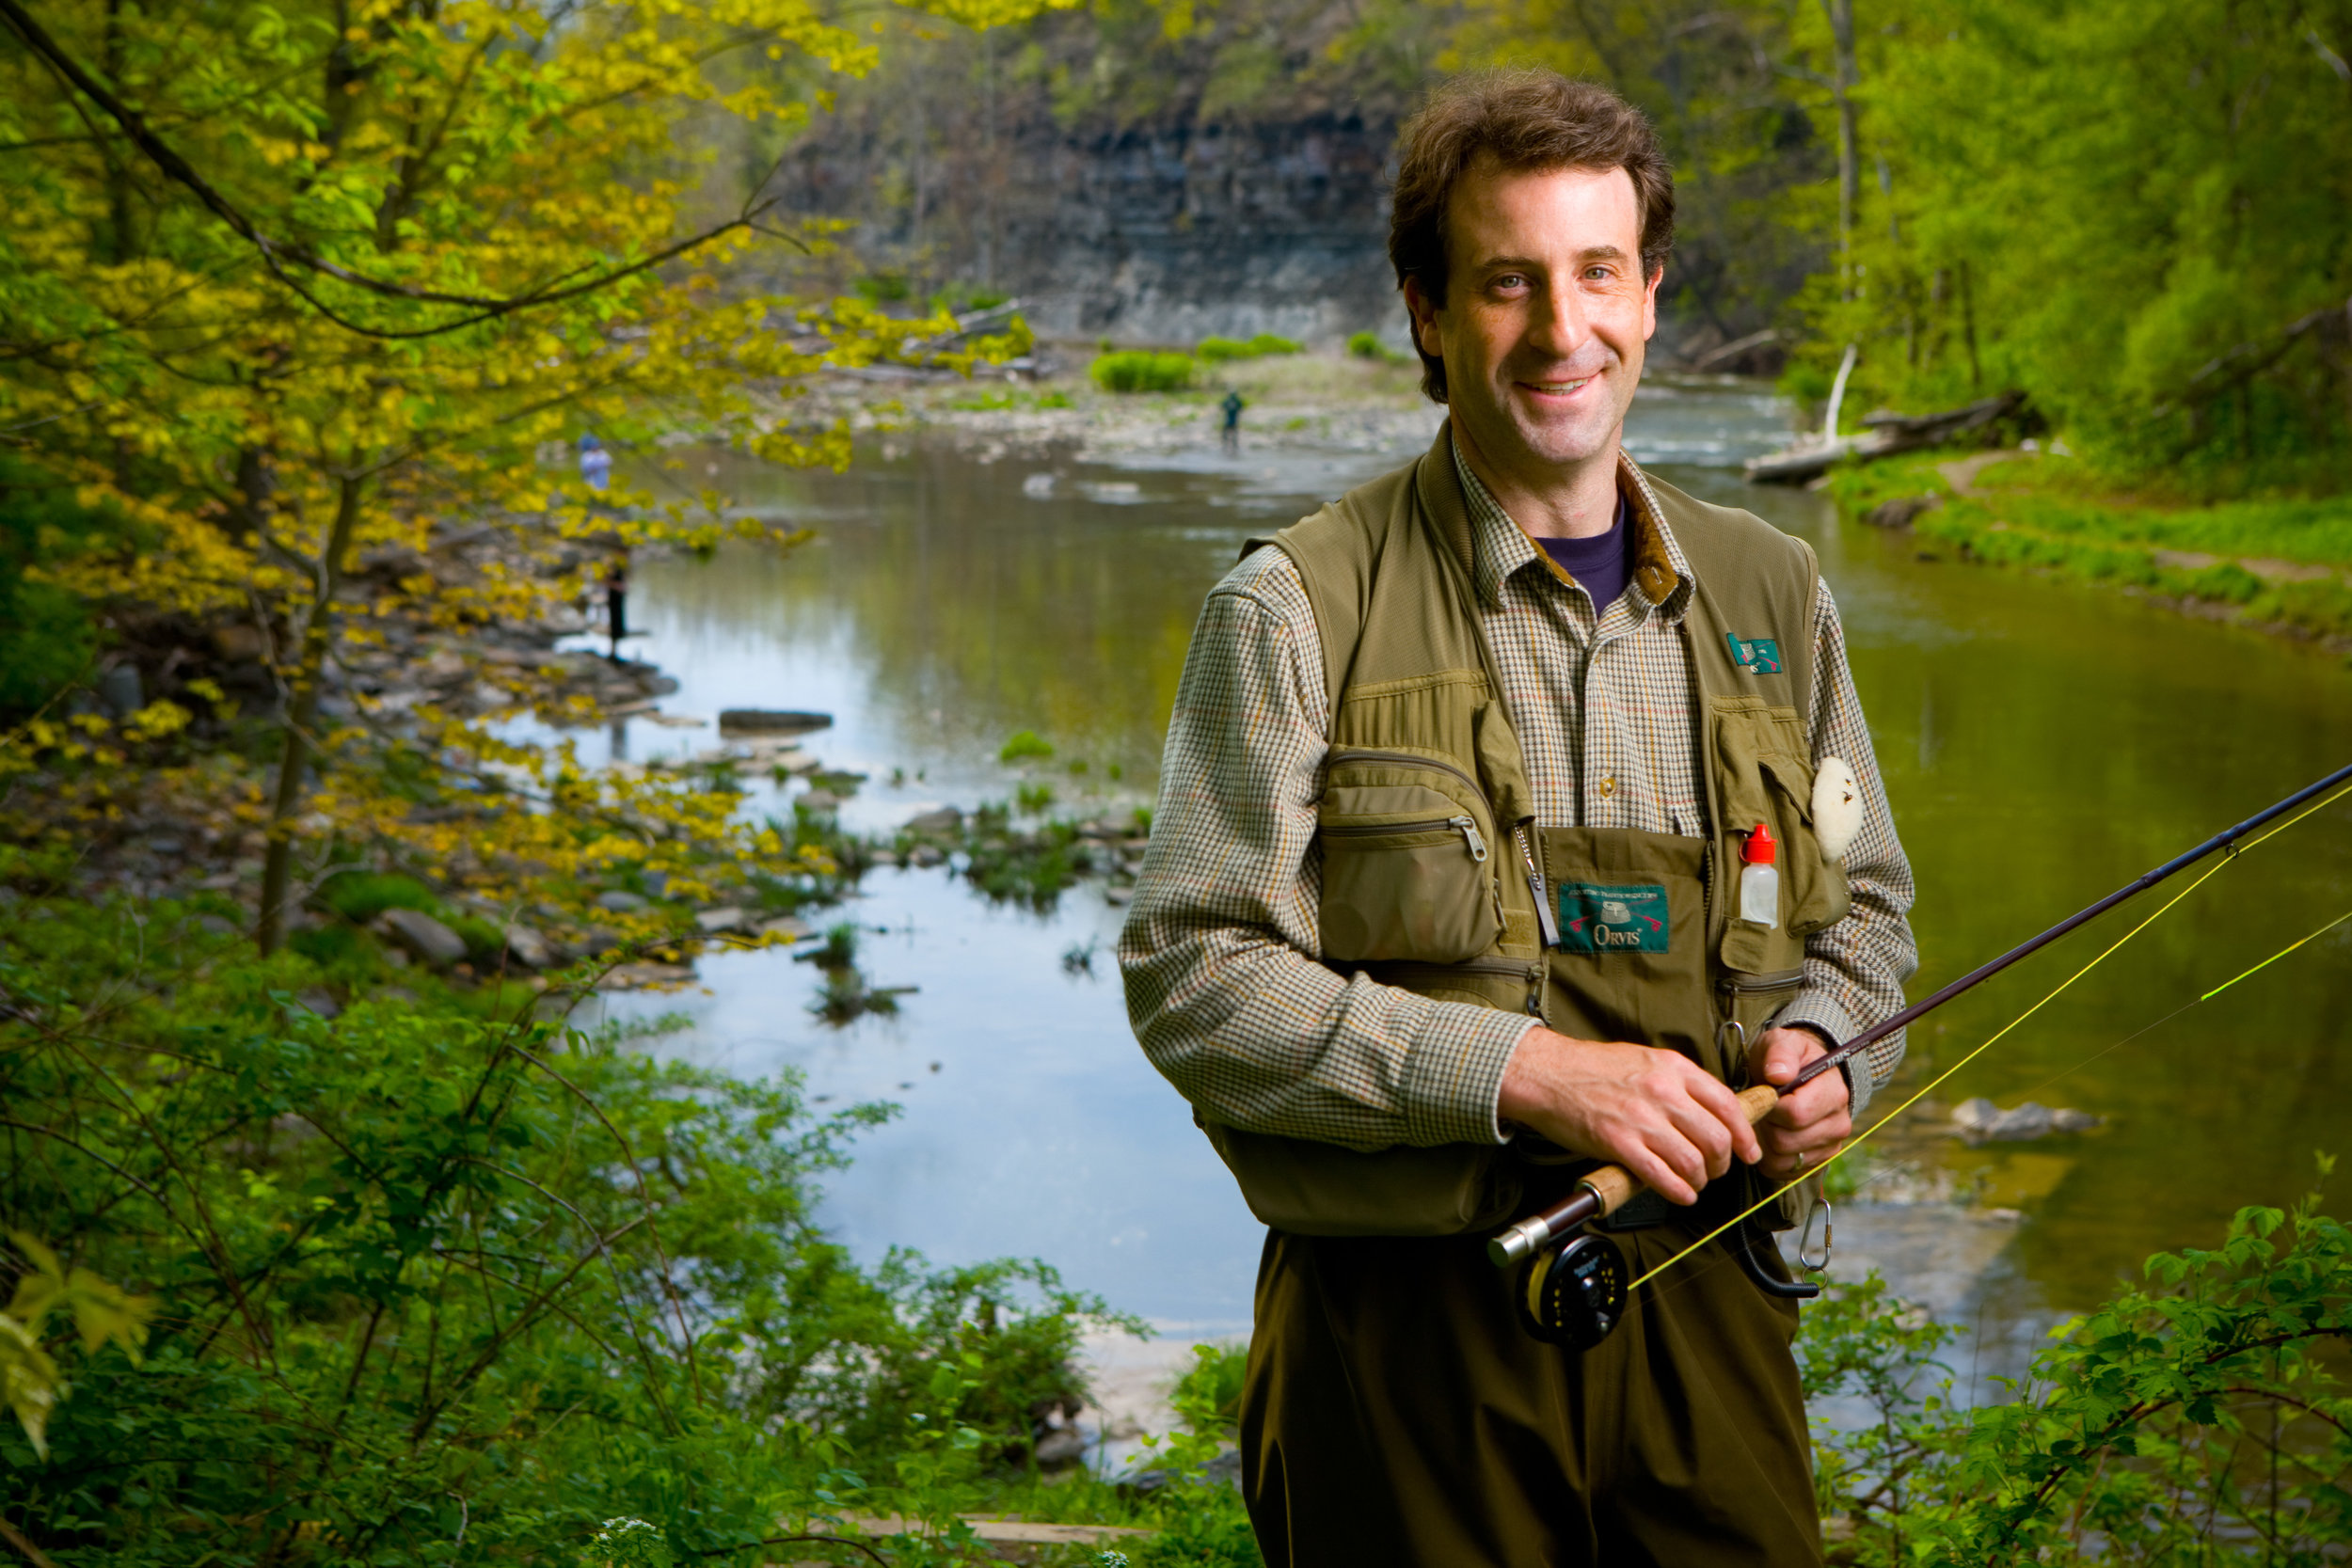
top-left (1831, 451), bottom-right (2352, 644)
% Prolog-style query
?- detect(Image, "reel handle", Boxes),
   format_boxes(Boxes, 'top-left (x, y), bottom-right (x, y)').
top-left (1486, 1084), bottom-right (1781, 1267)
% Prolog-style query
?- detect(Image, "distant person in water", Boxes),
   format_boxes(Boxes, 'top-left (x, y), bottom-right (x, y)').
top-left (578, 433), bottom-right (612, 493)
top-left (1220, 389), bottom-right (1245, 452)
top-left (603, 553), bottom-right (629, 663)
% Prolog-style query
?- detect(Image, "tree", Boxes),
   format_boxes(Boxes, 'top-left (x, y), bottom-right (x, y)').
top-left (0, 0), bottom-right (1037, 947)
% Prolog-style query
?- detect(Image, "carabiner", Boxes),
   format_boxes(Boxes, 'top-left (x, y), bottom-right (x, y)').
top-left (1798, 1197), bottom-right (1834, 1274)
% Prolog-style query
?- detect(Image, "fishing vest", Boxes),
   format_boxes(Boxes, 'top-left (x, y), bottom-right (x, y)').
top-left (1200, 425), bottom-right (1851, 1236)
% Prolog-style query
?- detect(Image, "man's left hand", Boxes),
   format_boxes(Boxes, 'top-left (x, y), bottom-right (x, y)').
top-left (1746, 1027), bottom-right (1851, 1182)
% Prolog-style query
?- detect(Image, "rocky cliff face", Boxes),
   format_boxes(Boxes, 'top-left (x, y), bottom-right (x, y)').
top-left (990, 115), bottom-right (1404, 348)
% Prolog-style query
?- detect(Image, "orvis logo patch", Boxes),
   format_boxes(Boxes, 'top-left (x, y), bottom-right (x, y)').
top-left (1558, 882), bottom-right (1671, 955)
top-left (1725, 632), bottom-right (1784, 674)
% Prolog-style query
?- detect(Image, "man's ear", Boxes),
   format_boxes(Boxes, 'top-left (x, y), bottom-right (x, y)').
top-left (1641, 263), bottom-right (1663, 341)
top-left (1402, 276), bottom-right (1444, 360)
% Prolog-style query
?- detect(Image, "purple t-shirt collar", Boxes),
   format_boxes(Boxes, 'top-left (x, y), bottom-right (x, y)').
top-left (1535, 492), bottom-right (1634, 612)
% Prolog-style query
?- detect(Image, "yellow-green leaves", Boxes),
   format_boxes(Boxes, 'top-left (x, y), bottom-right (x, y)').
top-left (2, 1232), bottom-right (155, 1460)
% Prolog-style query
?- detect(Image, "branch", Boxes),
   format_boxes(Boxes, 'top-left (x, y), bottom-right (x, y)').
top-left (691, 1534), bottom-right (890, 1565)
top-left (0, 0), bottom-right (785, 339)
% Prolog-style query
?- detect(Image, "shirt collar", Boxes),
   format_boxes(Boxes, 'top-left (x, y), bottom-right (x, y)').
top-left (1451, 436), bottom-right (1693, 618)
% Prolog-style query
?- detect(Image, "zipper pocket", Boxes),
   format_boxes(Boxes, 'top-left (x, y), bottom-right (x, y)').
top-left (1323, 815), bottom-right (1487, 862)
top-left (1515, 824), bottom-right (1560, 949)
top-left (1719, 969), bottom-right (1805, 995)
top-left (1327, 748), bottom-right (1486, 797)
top-left (1374, 956), bottom-right (1547, 1017)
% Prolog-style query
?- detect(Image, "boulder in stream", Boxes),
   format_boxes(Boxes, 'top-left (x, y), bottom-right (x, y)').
top-left (1952, 1097), bottom-right (2103, 1144)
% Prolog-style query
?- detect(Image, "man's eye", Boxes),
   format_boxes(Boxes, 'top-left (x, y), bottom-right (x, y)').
top-left (1493, 274), bottom-right (1529, 291)
top-left (1584, 265), bottom-right (1613, 281)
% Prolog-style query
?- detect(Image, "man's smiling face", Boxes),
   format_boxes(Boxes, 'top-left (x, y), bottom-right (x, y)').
top-left (1406, 156), bottom-right (1661, 483)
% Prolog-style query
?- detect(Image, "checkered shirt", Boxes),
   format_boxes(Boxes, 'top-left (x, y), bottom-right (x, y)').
top-left (1118, 439), bottom-right (1918, 1151)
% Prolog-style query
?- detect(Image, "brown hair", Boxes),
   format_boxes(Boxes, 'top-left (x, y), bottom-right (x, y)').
top-left (1389, 70), bottom-right (1675, 402)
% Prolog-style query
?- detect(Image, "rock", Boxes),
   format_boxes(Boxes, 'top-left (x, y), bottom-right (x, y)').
top-left (910, 845), bottom-right (947, 868)
top-left (694, 906), bottom-right (753, 935)
top-left (596, 961), bottom-right (697, 990)
top-left (1866, 495), bottom-right (1944, 529)
top-left (759, 915), bottom-right (812, 942)
top-left (146, 837), bottom-right (185, 857)
top-left (799, 789), bottom-right (840, 812)
top-left (379, 908), bottom-right (469, 967)
top-left (1951, 1097), bottom-right (2101, 1143)
top-left (1022, 472), bottom-right (1057, 498)
top-left (503, 924), bottom-right (556, 968)
top-left (97, 663), bottom-right (144, 716)
top-left (718, 708), bottom-right (834, 734)
top-left (1034, 1425), bottom-right (1089, 1467)
top-left (903, 805), bottom-right (963, 836)
top-left (1103, 884), bottom-right (1133, 905)
top-left (295, 988), bottom-right (342, 1020)
top-left (596, 889), bottom-right (648, 913)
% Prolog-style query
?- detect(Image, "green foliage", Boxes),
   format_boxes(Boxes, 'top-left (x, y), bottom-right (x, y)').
top-left (1791, 0), bottom-right (2352, 492)
top-left (1170, 1343), bottom-right (1247, 1439)
top-left (1015, 781), bottom-right (1057, 816)
top-left (1828, 453), bottom-right (2352, 637)
top-left (317, 871), bottom-right (443, 923)
top-left (999, 728), bottom-right (1057, 762)
top-left (1195, 335), bottom-right (1300, 363)
top-left (1091, 354), bottom-right (1196, 394)
top-left (0, 460), bottom-right (103, 721)
top-left (0, 886), bottom-right (1135, 1562)
top-left (1345, 331), bottom-right (1406, 365)
top-left (1800, 1185), bottom-right (2352, 1565)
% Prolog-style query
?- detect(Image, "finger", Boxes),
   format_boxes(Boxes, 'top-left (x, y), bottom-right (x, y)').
top-left (1621, 1138), bottom-right (1699, 1207)
top-left (1687, 1071), bottom-right (1764, 1166)
top-left (1666, 1099), bottom-right (1736, 1181)
top-left (1777, 1073), bottom-right (1852, 1135)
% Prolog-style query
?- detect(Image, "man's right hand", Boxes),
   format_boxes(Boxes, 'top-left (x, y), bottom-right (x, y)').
top-left (1495, 1028), bottom-right (1761, 1206)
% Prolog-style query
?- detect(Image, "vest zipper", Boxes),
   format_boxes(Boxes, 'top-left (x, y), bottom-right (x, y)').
top-left (1326, 748), bottom-right (1486, 797)
top-left (1719, 968), bottom-right (1805, 995)
top-left (1322, 815), bottom-right (1486, 861)
top-left (1515, 824), bottom-right (1561, 949)
top-left (1372, 956), bottom-right (1548, 1018)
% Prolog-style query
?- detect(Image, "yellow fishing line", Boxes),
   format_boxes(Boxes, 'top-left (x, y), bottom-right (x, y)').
top-left (2198, 908), bottom-right (2352, 1001)
top-left (1623, 779), bottom-right (2352, 1295)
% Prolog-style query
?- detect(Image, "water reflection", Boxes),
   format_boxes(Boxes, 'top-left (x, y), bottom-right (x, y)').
top-left (589, 384), bottom-right (2352, 1358)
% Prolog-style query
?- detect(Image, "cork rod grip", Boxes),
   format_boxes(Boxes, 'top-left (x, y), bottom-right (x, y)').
top-left (1581, 1083), bottom-right (1782, 1216)
top-left (1486, 1083), bottom-right (1784, 1267)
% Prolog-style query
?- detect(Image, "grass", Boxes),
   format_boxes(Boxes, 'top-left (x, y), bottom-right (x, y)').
top-left (1829, 451), bottom-right (2352, 641)
top-left (1091, 352), bottom-right (1196, 393)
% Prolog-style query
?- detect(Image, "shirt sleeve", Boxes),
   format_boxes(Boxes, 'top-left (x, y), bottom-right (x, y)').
top-left (1776, 577), bottom-right (1920, 1117)
top-left (1117, 548), bottom-right (1539, 1151)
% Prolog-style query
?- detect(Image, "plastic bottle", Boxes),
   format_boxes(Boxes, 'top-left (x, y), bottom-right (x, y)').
top-left (1740, 821), bottom-right (1780, 927)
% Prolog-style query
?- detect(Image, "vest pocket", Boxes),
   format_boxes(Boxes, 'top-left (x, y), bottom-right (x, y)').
top-left (1317, 747), bottom-right (1502, 964)
top-left (1711, 702), bottom-right (1851, 972)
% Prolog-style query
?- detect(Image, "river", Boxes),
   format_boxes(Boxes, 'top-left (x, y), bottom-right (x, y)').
top-left (578, 380), bottom-right (2352, 1391)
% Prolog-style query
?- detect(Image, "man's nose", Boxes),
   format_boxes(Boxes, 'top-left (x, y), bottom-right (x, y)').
top-left (1525, 275), bottom-right (1590, 358)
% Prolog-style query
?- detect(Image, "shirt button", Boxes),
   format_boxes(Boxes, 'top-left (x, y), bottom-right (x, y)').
top-left (1597, 775), bottom-right (1616, 798)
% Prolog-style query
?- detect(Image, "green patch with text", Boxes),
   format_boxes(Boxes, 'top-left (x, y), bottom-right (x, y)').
top-left (1558, 881), bottom-right (1671, 954)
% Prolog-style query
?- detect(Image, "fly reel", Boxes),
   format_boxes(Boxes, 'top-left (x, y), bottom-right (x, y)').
top-left (1515, 1230), bottom-right (1629, 1350)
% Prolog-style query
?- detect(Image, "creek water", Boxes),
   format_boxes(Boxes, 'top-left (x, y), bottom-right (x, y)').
top-left (581, 382), bottom-right (2352, 1370)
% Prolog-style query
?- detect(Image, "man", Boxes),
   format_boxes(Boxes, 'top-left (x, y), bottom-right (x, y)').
top-left (1221, 388), bottom-right (1247, 452)
top-left (1120, 71), bottom-right (1915, 1566)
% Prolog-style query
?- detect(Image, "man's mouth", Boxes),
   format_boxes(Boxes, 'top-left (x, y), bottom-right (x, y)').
top-left (1521, 373), bottom-right (1597, 396)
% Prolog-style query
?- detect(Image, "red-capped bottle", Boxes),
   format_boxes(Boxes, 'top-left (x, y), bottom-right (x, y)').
top-left (1739, 821), bottom-right (1779, 927)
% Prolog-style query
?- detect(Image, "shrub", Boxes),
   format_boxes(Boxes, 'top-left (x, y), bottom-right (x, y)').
top-left (1091, 353), bottom-right (1195, 393)
top-left (999, 728), bottom-right (1056, 762)
top-left (1801, 1180), bottom-right (2352, 1565)
top-left (1345, 330), bottom-right (1406, 364)
top-left (1196, 334), bottom-right (1301, 363)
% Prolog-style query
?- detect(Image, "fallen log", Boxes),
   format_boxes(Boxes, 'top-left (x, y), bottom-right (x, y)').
top-left (1744, 389), bottom-right (2026, 484)
top-left (718, 708), bottom-right (833, 733)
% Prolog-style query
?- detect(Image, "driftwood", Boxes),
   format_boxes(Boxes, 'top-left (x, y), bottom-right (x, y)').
top-left (1744, 389), bottom-right (2026, 484)
top-left (717, 709), bottom-right (833, 733)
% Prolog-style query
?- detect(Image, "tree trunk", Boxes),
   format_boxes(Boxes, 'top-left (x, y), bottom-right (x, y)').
top-left (256, 475), bottom-right (363, 955)
top-left (1822, 0), bottom-right (1858, 298)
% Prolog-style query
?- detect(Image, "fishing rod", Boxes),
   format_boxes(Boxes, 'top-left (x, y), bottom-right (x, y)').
top-left (1488, 759), bottom-right (2352, 1348)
